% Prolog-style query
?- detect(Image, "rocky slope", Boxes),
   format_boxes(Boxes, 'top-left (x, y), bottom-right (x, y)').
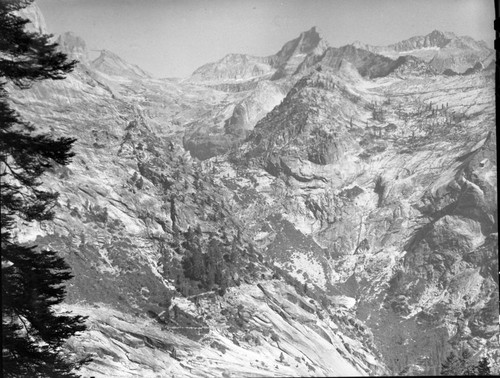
top-left (63, 280), bottom-right (385, 377)
top-left (8, 4), bottom-right (498, 376)
top-left (221, 64), bottom-right (497, 374)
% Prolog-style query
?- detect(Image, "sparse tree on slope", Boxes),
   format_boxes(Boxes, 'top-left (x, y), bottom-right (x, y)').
top-left (440, 348), bottom-right (492, 376)
top-left (476, 357), bottom-right (492, 376)
top-left (1, 0), bottom-right (88, 376)
top-left (440, 351), bottom-right (462, 376)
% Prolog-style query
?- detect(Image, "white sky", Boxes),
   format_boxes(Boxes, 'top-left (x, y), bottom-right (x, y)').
top-left (38, 0), bottom-right (495, 78)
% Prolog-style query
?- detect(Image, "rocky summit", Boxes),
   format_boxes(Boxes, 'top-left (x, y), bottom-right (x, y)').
top-left (9, 3), bottom-right (498, 377)
top-left (352, 30), bottom-right (494, 74)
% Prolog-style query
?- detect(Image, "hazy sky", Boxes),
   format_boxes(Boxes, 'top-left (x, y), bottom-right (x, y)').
top-left (38, 0), bottom-right (495, 78)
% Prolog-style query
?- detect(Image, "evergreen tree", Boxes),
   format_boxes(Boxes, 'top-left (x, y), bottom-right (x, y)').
top-left (397, 366), bottom-right (410, 376)
top-left (463, 363), bottom-right (479, 376)
top-left (1, 1), bottom-right (88, 376)
top-left (190, 247), bottom-right (205, 282)
top-left (459, 348), bottom-right (475, 375)
top-left (229, 237), bottom-right (239, 263)
top-left (207, 238), bottom-right (223, 270)
top-left (181, 228), bottom-right (205, 283)
top-left (476, 357), bottom-right (491, 376)
top-left (0, 0), bottom-right (76, 88)
top-left (441, 348), bottom-right (492, 376)
top-left (440, 351), bottom-right (461, 376)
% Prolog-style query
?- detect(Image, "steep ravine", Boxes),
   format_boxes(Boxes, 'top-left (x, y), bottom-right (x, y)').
top-left (10, 45), bottom-right (387, 377)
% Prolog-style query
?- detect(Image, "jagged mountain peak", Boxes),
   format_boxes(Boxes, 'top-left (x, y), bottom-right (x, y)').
top-left (220, 53), bottom-right (255, 62)
top-left (188, 53), bottom-right (274, 84)
top-left (189, 26), bottom-right (330, 83)
top-left (297, 26), bottom-right (324, 50)
top-left (351, 40), bottom-right (368, 50)
top-left (90, 49), bottom-right (151, 78)
top-left (391, 29), bottom-right (461, 51)
top-left (274, 26), bottom-right (328, 61)
top-left (267, 26), bottom-right (329, 80)
top-left (94, 49), bottom-right (125, 61)
top-left (57, 32), bottom-right (89, 63)
top-left (405, 29), bottom-right (490, 52)
top-left (351, 30), bottom-right (492, 73)
top-left (426, 29), bottom-right (456, 40)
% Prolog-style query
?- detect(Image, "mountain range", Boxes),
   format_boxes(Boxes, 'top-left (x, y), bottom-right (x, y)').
top-left (352, 29), bottom-right (494, 72)
top-left (9, 3), bottom-right (498, 377)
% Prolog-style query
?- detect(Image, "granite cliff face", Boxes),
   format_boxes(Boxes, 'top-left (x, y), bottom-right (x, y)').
top-left (8, 10), bottom-right (498, 377)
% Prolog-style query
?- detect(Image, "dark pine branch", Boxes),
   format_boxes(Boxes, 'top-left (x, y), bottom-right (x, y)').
top-left (1, 1), bottom-right (88, 376)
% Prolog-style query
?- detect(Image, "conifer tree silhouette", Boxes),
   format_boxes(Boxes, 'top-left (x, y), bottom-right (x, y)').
top-left (1, 1), bottom-right (89, 376)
